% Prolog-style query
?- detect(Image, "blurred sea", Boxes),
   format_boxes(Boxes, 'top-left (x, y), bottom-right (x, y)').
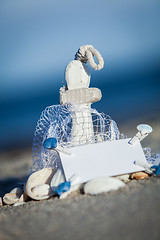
top-left (1, 62), bottom-right (160, 151)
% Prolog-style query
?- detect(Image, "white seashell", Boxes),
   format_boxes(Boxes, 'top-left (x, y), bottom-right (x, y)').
top-left (19, 193), bottom-right (29, 202)
top-left (50, 168), bottom-right (65, 189)
top-left (3, 193), bottom-right (20, 205)
top-left (10, 187), bottom-right (23, 195)
top-left (13, 202), bottom-right (25, 207)
top-left (0, 197), bottom-right (3, 206)
top-left (3, 187), bottom-right (24, 205)
top-left (129, 124), bottom-right (153, 144)
top-left (115, 174), bottom-right (131, 183)
top-left (69, 174), bottom-right (81, 185)
top-left (32, 184), bottom-right (53, 197)
top-left (25, 168), bottom-right (56, 200)
top-left (137, 124), bottom-right (152, 134)
top-left (84, 177), bottom-right (125, 195)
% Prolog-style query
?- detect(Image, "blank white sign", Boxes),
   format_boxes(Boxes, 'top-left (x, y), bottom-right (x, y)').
top-left (60, 138), bottom-right (147, 183)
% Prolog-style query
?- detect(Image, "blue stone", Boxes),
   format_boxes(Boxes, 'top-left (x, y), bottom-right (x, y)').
top-left (43, 138), bottom-right (57, 149)
top-left (151, 164), bottom-right (160, 176)
top-left (54, 181), bottom-right (71, 196)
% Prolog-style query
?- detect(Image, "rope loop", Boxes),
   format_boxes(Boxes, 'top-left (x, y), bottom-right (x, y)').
top-left (75, 45), bottom-right (104, 70)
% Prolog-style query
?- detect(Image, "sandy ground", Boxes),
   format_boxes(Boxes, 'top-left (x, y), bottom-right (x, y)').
top-left (0, 117), bottom-right (160, 240)
top-left (0, 177), bottom-right (160, 240)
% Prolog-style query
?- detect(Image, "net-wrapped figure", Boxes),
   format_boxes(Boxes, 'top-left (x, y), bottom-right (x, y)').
top-left (32, 104), bottom-right (119, 173)
top-left (32, 55), bottom-right (120, 181)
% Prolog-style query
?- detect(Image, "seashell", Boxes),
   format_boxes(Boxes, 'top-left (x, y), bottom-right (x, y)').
top-left (10, 187), bottom-right (23, 195)
top-left (131, 171), bottom-right (149, 180)
top-left (19, 193), bottom-right (29, 202)
top-left (69, 174), bottom-right (81, 185)
top-left (13, 202), bottom-right (25, 207)
top-left (3, 193), bottom-right (20, 205)
top-left (52, 173), bottom-right (82, 199)
top-left (137, 124), bottom-right (152, 134)
top-left (84, 177), bottom-right (125, 195)
top-left (50, 168), bottom-right (66, 189)
top-left (3, 187), bottom-right (24, 205)
top-left (115, 174), bottom-right (131, 183)
top-left (32, 184), bottom-right (53, 197)
top-left (0, 197), bottom-right (3, 206)
top-left (24, 167), bottom-right (56, 200)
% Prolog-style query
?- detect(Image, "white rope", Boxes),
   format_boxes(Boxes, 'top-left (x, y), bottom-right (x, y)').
top-left (75, 45), bottom-right (104, 70)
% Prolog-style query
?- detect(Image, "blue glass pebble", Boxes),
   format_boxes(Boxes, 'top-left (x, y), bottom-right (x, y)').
top-left (54, 181), bottom-right (71, 196)
top-left (151, 164), bottom-right (160, 176)
top-left (43, 138), bottom-right (57, 149)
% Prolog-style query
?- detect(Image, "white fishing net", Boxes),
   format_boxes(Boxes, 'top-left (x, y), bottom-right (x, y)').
top-left (32, 104), bottom-right (120, 173)
top-left (32, 104), bottom-right (160, 173)
top-left (143, 147), bottom-right (160, 166)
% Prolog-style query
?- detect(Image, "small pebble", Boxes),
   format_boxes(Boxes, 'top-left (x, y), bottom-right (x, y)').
top-left (43, 138), bottom-right (57, 149)
top-left (131, 171), bottom-right (149, 180)
top-left (84, 177), bottom-right (125, 195)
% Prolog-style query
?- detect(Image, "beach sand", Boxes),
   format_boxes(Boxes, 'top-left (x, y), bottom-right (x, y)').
top-left (0, 116), bottom-right (160, 240)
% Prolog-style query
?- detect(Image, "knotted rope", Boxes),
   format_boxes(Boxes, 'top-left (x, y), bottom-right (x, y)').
top-left (75, 45), bottom-right (104, 70)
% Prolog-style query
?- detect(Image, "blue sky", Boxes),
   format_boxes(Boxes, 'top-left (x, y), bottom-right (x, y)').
top-left (0, 0), bottom-right (160, 100)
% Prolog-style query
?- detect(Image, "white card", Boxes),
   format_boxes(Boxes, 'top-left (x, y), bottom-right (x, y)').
top-left (60, 138), bottom-right (147, 183)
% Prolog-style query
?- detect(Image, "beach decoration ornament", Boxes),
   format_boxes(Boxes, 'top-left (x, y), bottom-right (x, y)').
top-left (31, 45), bottom-right (120, 177)
top-left (23, 45), bottom-right (122, 199)
top-left (3, 45), bottom-right (160, 205)
top-left (25, 45), bottom-right (159, 199)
